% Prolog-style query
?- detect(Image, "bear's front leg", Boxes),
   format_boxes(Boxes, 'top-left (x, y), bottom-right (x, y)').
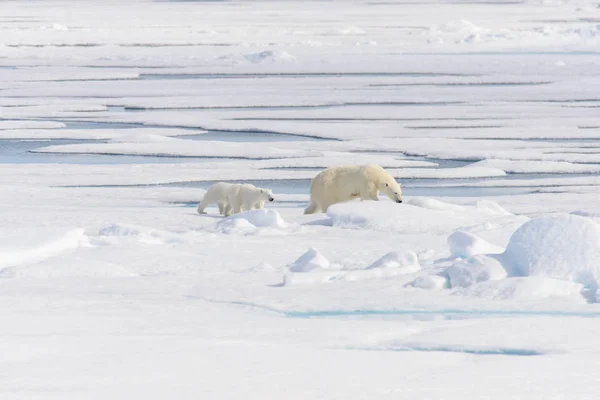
top-left (368, 190), bottom-right (380, 201)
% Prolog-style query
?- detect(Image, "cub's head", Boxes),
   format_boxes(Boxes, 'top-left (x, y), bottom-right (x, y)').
top-left (379, 179), bottom-right (402, 203)
top-left (258, 188), bottom-right (275, 202)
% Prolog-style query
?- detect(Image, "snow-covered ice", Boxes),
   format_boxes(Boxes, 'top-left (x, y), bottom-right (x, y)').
top-left (502, 214), bottom-right (600, 289)
top-left (3, 0), bottom-right (600, 398)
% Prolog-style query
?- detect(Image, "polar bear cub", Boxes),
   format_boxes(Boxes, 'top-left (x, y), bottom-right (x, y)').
top-left (304, 164), bottom-right (402, 214)
top-left (231, 184), bottom-right (275, 214)
top-left (197, 182), bottom-right (274, 216)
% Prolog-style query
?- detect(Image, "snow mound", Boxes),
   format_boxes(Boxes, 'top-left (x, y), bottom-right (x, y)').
top-left (448, 230), bottom-right (504, 259)
top-left (216, 210), bottom-right (288, 234)
top-left (233, 209), bottom-right (287, 229)
top-left (502, 214), bottom-right (600, 290)
top-left (244, 50), bottom-right (297, 64)
top-left (326, 200), bottom-right (514, 234)
top-left (284, 249), bottom-right (421, 285)
top-left (473, 200), bottom-right (513, 216)
top-left (0, 229), bottom-right (88, 270)
top-left (339, 251), bottom-right (421, 282)
top-left (446, 255), bottom-right (507, 288)
top-left (412, 275), bottom-right (449, 290)
top-left (458, 277), bottom-right (586, 303)
top-left (283, 248), bottom-right (342, 285)
top-left (288, 248), bottom-right (331, 273)
top-left (366, 251), bottom-right (420, 272)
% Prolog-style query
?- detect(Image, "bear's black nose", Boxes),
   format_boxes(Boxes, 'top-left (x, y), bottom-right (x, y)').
top-left (397, 200), bottom-right (402, 203)
top-left (269, 197), bottom-right (274, 202)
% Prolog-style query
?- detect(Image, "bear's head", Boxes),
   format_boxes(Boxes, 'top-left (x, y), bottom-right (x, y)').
top-left (379, 179), bottom-right (402, 204)
top-left (258, 188), bottom-right (275, 202)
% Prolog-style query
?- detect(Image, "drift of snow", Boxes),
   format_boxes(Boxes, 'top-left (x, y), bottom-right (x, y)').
top-left (326, 200), bottom-right (516, 234)
top-left (502, 214), bottom-right (600, 289)
top-left (446, 254), bottom-right (507, 288)
top-left (216, 209), bottom-right (288, 234)
top-left (448, 230), bottom-right (504, 259)
top-left (287, 247), bottom-right (331, 272)
top-left (458, 277), bottom-right (587, 303)
top-left (0, 228), bottom-right (89, 270)
top-left (412, 275), bottom-right (449, 290)
top-left (366, 251), bottom-right (420, 272)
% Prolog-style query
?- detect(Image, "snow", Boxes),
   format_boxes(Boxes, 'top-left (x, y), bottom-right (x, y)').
top-left (502, 214), bottom-right (600, 289)
top-left (457, 276), bottom-right (588, 303)
top-left (412, 275), bottom-right (449, 290)
top-left (3, 0), bottom-right (600, 398)
top-left (446, 254), bottom-right (508, 288)
top-left (432, 213), bottom-right (600, 301)
top-left (216, 209), bottom-right (290, 234)
top-left (448, 230), bottom-right (505, 259)
top-left (326, 200), bottom-right (518, 234)
top-left (0, 228), bottom-right (89, 270)
top-left (366, 251), bottom-right (420, 271)
top-left (287, 248), bottom-right (332, 273)
top-left (284, 249), bottom-right (421, 285)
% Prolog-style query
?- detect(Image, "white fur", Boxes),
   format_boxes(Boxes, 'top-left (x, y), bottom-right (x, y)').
top-left (304, 164), bottom-right (402, 214)
top-left (231, 184), bottom-right (274, 214)
top-left (197, 182), bottom-right (274, 216)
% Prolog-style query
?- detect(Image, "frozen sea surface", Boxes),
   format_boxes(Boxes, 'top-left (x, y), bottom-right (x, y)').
top-left (2, 0), bottom-right (600, 399)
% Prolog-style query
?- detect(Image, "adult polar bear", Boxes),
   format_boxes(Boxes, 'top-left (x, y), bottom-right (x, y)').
top-left (197, 182), bottom-right (274, 216)
top-left (304, 164), bottom-right (403, 214)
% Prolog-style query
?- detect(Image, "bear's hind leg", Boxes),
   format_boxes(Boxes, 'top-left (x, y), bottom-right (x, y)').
top-left (231, 198), bottom-right (243, 214)
top-left (197, 197), bottom-right (211, 214)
